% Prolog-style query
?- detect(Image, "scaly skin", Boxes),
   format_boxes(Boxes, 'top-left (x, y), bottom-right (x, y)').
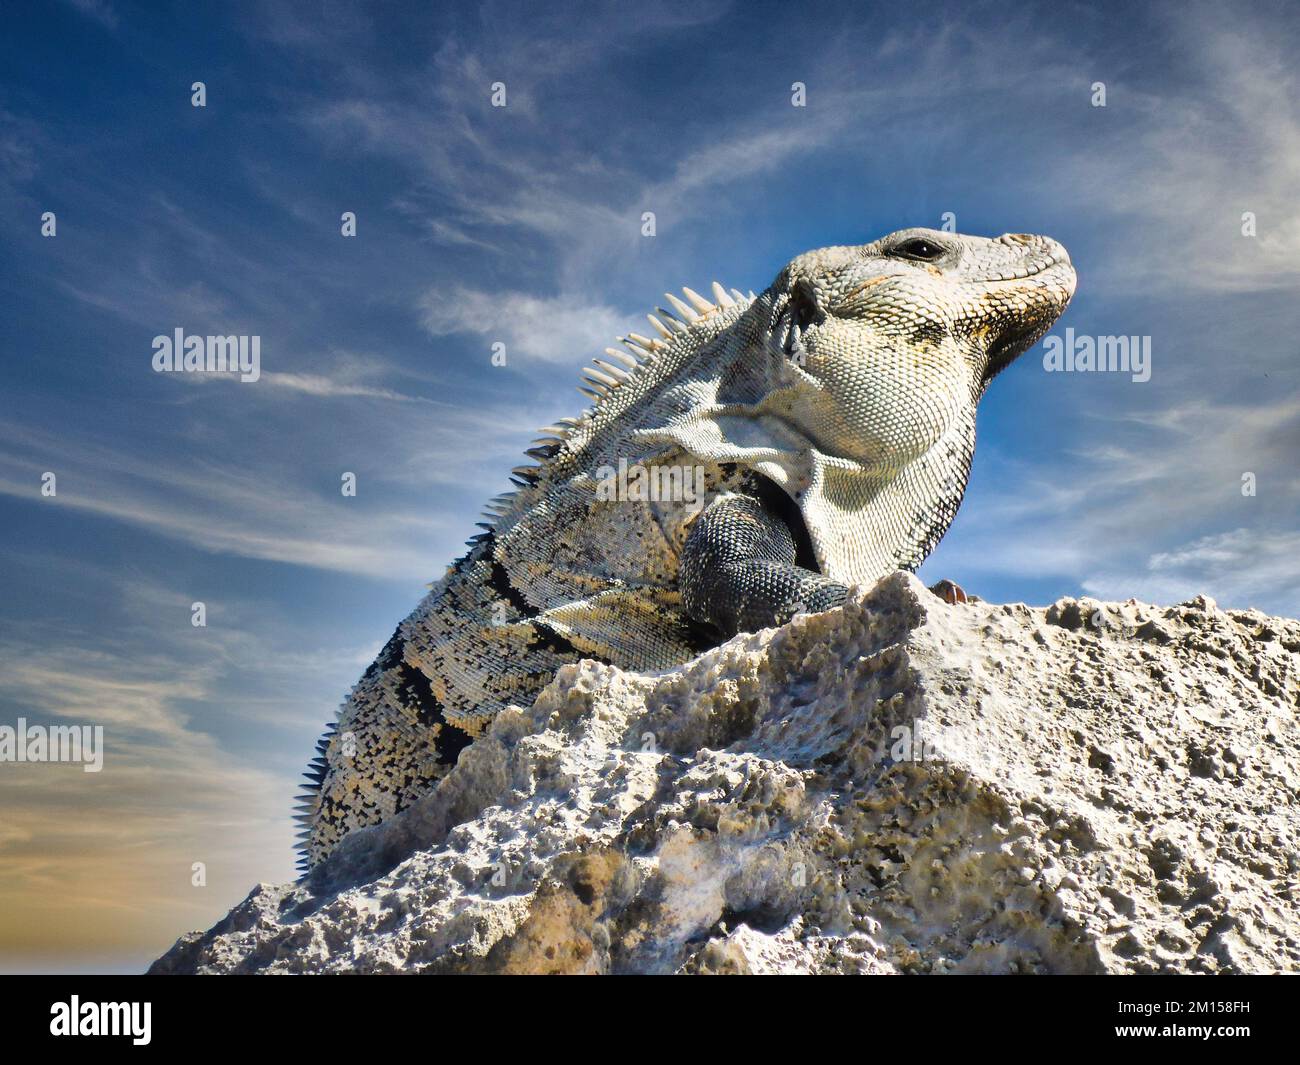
top-left (298, 227), bottom-right (1076, 872)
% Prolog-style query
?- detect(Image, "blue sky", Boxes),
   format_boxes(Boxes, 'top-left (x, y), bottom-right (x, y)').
top-left (1, 0), bottom-right (1297, 971)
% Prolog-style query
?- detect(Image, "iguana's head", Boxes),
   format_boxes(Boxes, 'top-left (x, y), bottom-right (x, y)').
top-left (755, 227), bottom-right (1075, 467)
top-left (773, 226), bottom-right (1075, 387)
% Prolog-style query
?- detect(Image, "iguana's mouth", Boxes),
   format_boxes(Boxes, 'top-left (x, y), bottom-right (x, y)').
top-left (982, 254), bottom-right (1065, 283)
top-left (981, 245), bottom-right (1076, 382)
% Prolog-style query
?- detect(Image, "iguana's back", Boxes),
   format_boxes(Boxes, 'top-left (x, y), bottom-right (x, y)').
top-left (302, 290), bottom-right (754, 868)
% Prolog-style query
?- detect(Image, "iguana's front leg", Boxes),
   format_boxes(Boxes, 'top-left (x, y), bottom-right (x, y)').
top-left (680, 492), bottom-right (849, 639)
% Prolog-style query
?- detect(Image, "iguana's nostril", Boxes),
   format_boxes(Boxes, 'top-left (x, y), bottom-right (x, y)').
top-left (1044, 237), bottom-right (1072, 265)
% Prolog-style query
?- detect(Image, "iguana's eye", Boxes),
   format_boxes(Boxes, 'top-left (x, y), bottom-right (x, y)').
top-left (889, 238), bottom-right (945, 262)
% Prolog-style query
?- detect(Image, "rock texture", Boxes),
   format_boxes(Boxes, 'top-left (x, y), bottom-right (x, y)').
top-left (151, 573), bottom-right (1300, 974)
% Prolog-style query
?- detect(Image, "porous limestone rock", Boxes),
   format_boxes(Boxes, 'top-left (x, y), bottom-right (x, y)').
top-left (151, 573), bottom-right (1300, 974)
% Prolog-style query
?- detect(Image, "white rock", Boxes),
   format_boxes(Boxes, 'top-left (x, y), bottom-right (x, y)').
top-left (151, 573), bottom-right (1300, 974)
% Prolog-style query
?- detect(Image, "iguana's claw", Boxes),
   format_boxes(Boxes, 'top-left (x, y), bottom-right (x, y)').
top-left (929, 578), bottom-right (969, 605)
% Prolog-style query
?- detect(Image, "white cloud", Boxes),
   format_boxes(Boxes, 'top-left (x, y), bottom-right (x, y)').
top-left (1082, 527), bottom-right (1300, 611)
top-left (0, 416), bottom-right (450, 581)
top-left (0, 634), bottom-right (296, 967)
top-left (926, 393), bottom-right (1300, 615)
top-left (258, 371), bottom-right (436, 401)
top-left (1058, 5), bottom-right (1300, 294)
top-left (418, 286), bottom-right (634, 364)
top-left (61, 0), bottom-right (117, 29)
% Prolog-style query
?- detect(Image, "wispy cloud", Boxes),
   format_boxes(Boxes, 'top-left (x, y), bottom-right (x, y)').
top-left (258, 371), bottom-right (436, 401)
top-left (926, 393), bottom-right (1300, 615)
top-left (0, 416), bottom-right (452, 581)
top-left (1057, 2), bottom-right (1300, 294)
top-left (419, 287), bottom-right (634, 364)
top-left (60, 0), bottom-right (118, 30)
top-left (0, 633), bottom-right (295, 968)
top-left (1081, 527), bottom-right (1300, 607)
top-left (0, 545), bottom-right (392, 969)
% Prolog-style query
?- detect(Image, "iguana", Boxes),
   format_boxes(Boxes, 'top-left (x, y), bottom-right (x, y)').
top-left (297, 227), bottom-right (1076, 871)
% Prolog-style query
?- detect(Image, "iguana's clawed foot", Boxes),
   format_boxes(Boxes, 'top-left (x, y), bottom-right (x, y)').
top-left (929, 578), bottom-right (969, 605)
top-left (682, 493), bottom-right (851, 638)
